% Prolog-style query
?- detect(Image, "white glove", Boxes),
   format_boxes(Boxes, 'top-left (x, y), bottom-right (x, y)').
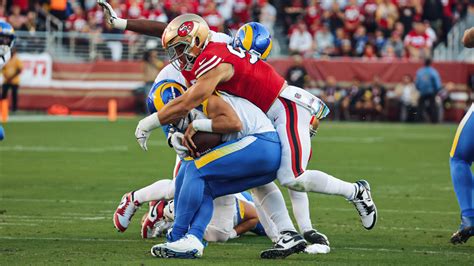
top-left (97, 0), bottom-right (127, 30)
top-left (170, 132), bottom-right (189, 158)
top-left (135, 114), bottom-right (161, 151)
top-left (135, 126), bottom-right (151, 151)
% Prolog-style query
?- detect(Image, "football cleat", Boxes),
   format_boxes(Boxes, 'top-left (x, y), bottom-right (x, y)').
top-left (260, 230), bottom-right (307, 259)
top-left (151, 234), bottom-right (204, 259)
top-left (350, 180), bottom-right (377, 230)
top-left (113, 192), bottom-right (140, 232)
top-left (303, 230), bottom-right (330, 254)
top-left (141, 201), bottom-right (165, 238)
top-left (450, 216), bottom-right (474, 244)
top-left (304, 229), bottom-right (329, 245)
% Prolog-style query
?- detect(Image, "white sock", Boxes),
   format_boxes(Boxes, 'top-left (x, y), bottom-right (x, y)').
top-left (251, 182), bottom-right (296, 233)
top-left (296, 170), bottom-right (357, 200)
top-left (251, 191), bottom-right (279, 242)
top-left (288, 189), bottom-right (313, 233)
top-left (133, 179), bottom-right (175, 204)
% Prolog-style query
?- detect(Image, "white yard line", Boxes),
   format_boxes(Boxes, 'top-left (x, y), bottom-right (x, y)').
top-left (0, 197), bottom-right (456, 215)
top-left (0, 236), bottom-right (140, 242)
top-left (1, 215), bottom-right (108, 221)
top-left (319, 222), bottom-right (453, 233)
top-left (0, 236), bottom-right (469, 256)
top-left (315, 206), bottom-right (458, 215)
top-left (0, 145), bottom-right (129, 153)
top-left (6, 115), bottom-right (109, 122)
top-left (0, 198), bottom-right (116, 204)
top-left (0, 223), bottom-right (38, 227)
top-left (339, 247), bottom-right (472, 256)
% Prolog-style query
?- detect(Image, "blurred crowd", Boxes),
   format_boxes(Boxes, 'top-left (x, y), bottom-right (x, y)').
top-left (291, 56), bottom-right (451, 123)
top-left (1, 0), bottom-right (474, 59)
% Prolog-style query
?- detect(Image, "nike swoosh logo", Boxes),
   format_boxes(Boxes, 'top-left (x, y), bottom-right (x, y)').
top-left (149, 205), bottom-right (157, 219)
top-left (281, 238), bottom-right (296, 244)
top-left (199, 58), bottom-right (207, 66)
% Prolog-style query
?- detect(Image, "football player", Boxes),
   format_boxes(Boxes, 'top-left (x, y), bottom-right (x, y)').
top-left (128, 79), bottom-right (306, 259)
top-left (449, 28), bottom-right (474, 244)
top-left (99, 1), bottom-right (377, 256)
top-left (131, 14), bottom-right (377, 236)
top-left (144, 192), bottom-right (275, 242)
top-left (144, 79), bottom-right (299, 259)
top-left (0, 21), bottom-right (15, 141)
top-left (113, 21), bottom-right (329, 253)
top-left (0, 21), bottom-right (15, 69)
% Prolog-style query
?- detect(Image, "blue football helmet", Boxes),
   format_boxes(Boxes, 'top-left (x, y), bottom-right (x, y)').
top-left (146, 79), bottom-right (187, 114)
top-left (0, 21), bottom-right (15, 49)
top-left (233, 22), bottom-right (272, 60)
top-left (147, 79), bottom-right (196, 135)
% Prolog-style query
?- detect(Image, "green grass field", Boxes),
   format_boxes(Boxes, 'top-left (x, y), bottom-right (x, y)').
top-left (0, 118), bottom-right (473, 265)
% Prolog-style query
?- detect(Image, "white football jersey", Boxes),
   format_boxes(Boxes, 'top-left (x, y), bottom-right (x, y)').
top-left (220, 92), bottom-right (275, 142)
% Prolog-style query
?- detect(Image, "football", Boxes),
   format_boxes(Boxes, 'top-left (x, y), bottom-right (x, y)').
top-left (191, 131), bottom-right (222, 156)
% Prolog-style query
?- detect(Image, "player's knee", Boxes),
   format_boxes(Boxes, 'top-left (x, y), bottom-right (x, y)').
top-left (204, 225), bottom-right (231, 242)
top-left (281, 179), bottom-right (307, 192)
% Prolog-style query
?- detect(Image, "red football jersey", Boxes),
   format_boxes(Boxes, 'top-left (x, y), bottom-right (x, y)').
top-left (182, 42), bottom-right (285, 113)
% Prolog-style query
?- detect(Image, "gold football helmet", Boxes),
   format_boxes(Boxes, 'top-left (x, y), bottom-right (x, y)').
top-left (162, 14), bottom-right (210, 71)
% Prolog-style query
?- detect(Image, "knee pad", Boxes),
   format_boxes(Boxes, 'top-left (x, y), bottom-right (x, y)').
top-left (204, 224), bottom-right (232, 242)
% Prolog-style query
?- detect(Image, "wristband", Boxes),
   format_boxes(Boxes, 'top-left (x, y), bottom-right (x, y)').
top-left (114, 18), bottom-right (127, 30)
top-left (141, 113), bottom-right (161, 131)
top-left (192, 119), bottom-right (213, 132)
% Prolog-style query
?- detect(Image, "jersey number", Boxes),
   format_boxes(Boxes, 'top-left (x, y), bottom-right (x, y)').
top-left (226, 45), bottom-right (258, 64)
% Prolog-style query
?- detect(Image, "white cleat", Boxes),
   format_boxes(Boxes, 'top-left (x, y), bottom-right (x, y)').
top-left (113, 192), bottom-right (140, 232)
top-left (351, 180), bottom-right (377, 230)
top-left (150, 234), bottom-right (204, 259)
top-left (260, 230), bottom-right (307, 259)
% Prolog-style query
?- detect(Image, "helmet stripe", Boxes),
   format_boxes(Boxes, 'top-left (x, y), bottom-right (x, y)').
top-left (261, 39), bottom-right (273, 59)
top-left (242, 25), bottom-right (253, 51)
top-left (153, 82), bottom-right (186, 111)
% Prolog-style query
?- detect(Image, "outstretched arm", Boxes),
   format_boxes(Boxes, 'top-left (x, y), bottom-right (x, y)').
top-left (98, 0), bottom-right (167, 37)
top-left (463, 27), bottom-right (474, 48)
top-left (126, 19), bottom-right (167, 38)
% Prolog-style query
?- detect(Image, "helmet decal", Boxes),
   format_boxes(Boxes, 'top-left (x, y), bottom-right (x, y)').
top-left (178, 21), bottom-right (194, 37)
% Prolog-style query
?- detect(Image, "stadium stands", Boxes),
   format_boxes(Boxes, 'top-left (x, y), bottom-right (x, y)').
top-left (1, 0), bottom-right (473, 59)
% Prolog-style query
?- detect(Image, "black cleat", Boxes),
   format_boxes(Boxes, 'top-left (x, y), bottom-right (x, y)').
top-left (303, 229), bottom-right (329, 246)
top-left (450, 216), bottom-right (474, 245)
top-left (260, 230), bottom-right (307, 259)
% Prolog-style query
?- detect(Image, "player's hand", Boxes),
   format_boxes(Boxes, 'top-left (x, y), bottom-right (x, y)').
top-left (97, 0), bottom-right (126, 30)
top-left (170, 132), bottom-right (189, 158)
top-left (183, 125), bottom-right (198, 158)
top-left (309, 117), bottom-right (320, 138)
top-left (135, 124), bottom-right (151, 151)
